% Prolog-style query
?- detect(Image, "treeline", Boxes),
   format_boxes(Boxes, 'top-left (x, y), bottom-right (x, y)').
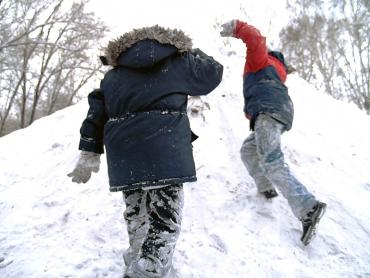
top-left (1, 0), bottom-right (368, 137)
top-left (280, 0), bottom-right (369, 113)
top-left (0, 0), bottom-right (108, 136)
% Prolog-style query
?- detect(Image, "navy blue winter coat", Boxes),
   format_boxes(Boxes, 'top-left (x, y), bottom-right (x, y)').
top-left (243, 66), bottom-right (294, 130)
top-left (234, 20), bottom-right (294, 131)
top-left (78, 26), bottom-right (223, 192)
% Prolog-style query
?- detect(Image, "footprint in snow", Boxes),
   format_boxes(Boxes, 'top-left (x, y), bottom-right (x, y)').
top-left (209, 234), bottom-right (228, 254)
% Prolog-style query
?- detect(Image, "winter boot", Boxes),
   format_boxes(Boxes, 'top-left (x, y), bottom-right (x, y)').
top-left (125, 256), bottom-right (176, 278)
top-left (261, 188), bottom-right (278, 199)
top-left (300, 201), bottom-right (327, 245)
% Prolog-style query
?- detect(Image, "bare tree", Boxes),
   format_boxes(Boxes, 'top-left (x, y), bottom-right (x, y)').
top-left (0, 0), bottom-right (108, 136)
top-left (334, 0), bottom-right (370, 111)
top-left (280, 0), bottom-right (369, 113)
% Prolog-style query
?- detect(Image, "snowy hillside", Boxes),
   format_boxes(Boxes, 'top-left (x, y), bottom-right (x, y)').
top-left (1, 44), bottom-right (370, 277)
top-left (2, 0), bottom-right (369, 276)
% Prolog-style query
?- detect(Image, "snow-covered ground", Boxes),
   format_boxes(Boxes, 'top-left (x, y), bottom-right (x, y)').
top-left (1, 2), bottom-right (370, 276)
top-left (1, 49), bottom-right (370, 277)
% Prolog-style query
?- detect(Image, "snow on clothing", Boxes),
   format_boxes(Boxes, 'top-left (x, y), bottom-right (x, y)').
top-left (123, 184), bottom-right (183, 278)
top-left (234, 21), bottom-right (319, 220)
top-left (78, 26), bottom-right (223, 192)
top-left (240, 114), bottom-right (317, 219)
top-left (233, 20), bottom-right (294, 131)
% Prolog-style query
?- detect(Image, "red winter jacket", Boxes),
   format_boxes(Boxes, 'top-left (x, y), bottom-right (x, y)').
top-left (231, 20), bottom-right (294, 130)
top-left (233, 20), bottom-right (287, 83)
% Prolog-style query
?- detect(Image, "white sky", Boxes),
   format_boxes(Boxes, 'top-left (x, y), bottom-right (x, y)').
top-left (86, 0), bottom-right (289, 49)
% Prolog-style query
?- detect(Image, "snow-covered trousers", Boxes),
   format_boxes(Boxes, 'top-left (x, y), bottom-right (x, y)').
top-left (123, 184), bottom-right (184, 278)
top-left (240, 114), bottom-right (317, 219)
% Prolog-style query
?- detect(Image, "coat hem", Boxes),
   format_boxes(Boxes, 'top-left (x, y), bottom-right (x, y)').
top-left (109, 176), bottom-right (197, 192)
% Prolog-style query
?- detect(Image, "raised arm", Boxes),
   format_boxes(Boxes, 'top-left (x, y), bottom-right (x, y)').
top-left (234, 20), bottom-right (269, 72)
top-left (221, 20), bottom-right (269, 73)
top-left (185, 48), bottom-right (223, 96)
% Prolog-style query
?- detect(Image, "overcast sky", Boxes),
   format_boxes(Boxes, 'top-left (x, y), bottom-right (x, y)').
top-left (86, 0), bottom-right (289, 49)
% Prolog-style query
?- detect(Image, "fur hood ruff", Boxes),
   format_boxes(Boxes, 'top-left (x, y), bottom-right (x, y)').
top-left (104, 25), bottom-right (193, 66)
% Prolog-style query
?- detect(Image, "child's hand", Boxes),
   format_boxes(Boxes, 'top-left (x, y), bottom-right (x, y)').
top-left (68, 151), bottom-right (101, 183)
top-left (220, 20), bottom-right (236, 37)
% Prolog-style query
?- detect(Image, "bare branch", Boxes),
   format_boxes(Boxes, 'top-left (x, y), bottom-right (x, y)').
top-left (0, 0), bottom-right (109, 135)
top-left (279, 0), bottom-right (369, 111)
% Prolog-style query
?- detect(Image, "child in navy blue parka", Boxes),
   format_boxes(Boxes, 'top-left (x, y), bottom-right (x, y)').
top-left (68, 25), bottom-right (223, 277)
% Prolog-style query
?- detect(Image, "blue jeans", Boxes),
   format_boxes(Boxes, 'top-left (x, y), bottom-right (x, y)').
top-left (240, 114), bottom-right (317, 219)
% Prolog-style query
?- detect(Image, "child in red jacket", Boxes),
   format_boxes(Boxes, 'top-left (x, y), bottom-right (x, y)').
top-left (220, 20), bottom-right (326, 245)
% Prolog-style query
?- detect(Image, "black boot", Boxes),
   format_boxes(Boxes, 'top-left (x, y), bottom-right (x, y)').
top-left (300, 202), bottom-right (327, 245)
top-left (261, 189), bottom-right (278, 199)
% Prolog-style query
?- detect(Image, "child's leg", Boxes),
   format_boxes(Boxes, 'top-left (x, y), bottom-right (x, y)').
top-left (128, 184), bottom-right (184, 277)
top-left (240, 132), bottom-right (276, 193)
top-left (254, 114), bottom-right (317, 219)
top-left (122, 189), bottom-right (149, 266)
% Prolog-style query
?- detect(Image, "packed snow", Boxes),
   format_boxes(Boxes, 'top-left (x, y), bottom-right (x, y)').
top-left (1, 1), bottom-right (370, 277)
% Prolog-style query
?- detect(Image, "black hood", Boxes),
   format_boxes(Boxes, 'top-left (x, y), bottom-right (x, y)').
top-left (116, 39), bottom-right (177, 68)
top-left (268, 50), bottom-right (288, 72)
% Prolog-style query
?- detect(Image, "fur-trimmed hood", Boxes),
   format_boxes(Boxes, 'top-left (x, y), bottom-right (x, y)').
top-left (103, 25), bottom-right (193, 67)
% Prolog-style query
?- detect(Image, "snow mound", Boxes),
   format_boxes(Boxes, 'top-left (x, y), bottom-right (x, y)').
top-left (1, 68), bottom-right (370, 277)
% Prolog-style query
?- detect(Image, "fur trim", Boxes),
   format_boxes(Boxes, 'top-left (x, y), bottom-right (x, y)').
top-left (105, 25), bottom-right (193, 66)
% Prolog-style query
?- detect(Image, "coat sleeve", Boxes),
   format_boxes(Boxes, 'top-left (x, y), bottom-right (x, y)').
top-left (78, 88), bottom-right (108, 154)
top-left (185, 49), bottom-right (223, 96)
top-left (233, 20), bottom-right (269, 73)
